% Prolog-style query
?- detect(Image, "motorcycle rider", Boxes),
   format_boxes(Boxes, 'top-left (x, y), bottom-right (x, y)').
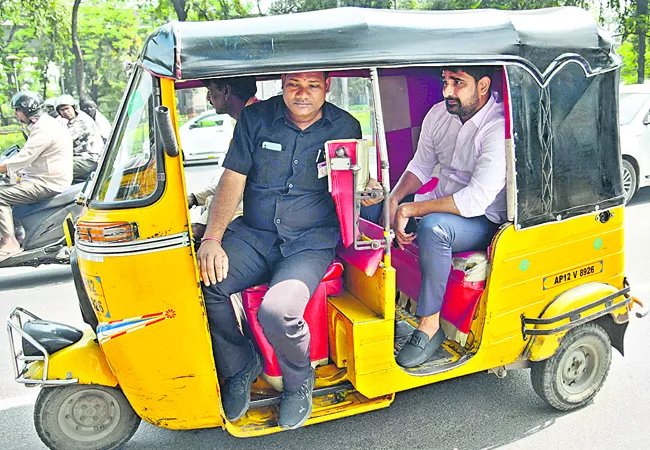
top-left (80, 99), bottom-right (111, 143)
top-left (0, 91), bottom-right (73, 262)
top-left (56, 95), bottom-right (103, 180)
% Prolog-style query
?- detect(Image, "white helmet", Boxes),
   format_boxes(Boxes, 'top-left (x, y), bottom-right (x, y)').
top-left (55, 94), bottom-right (78, 112)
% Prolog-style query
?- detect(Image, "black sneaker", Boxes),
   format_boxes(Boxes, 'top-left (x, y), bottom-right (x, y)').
top-left (278, 368), bottom-right (316, 429)
top-left (221, 351), bottom-right (262, 422)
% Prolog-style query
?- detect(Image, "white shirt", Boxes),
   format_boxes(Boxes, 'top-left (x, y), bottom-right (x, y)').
top-left (405, 92), bottom-right (507, 224)
top-left (94, 110), bottom-right (112, 141)
top-left (4, 114), bottom-right (73, 192)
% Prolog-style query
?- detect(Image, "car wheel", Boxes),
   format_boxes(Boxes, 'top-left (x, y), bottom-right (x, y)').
top-left (530, 323), bottom-right (611, 411)
top-left (34, 385), bottom-right (140, 450)
top-left (622, 159), bottom-right (638, 204)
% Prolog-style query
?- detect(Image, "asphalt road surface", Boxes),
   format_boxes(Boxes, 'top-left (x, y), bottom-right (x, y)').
top-left (0, 179), bottom-right (648, 450)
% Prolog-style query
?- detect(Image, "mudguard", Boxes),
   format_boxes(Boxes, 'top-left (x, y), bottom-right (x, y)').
top-left (524, 282), bottom-right (631, 361)
top-left (24, 329), bottom-right (118, 387)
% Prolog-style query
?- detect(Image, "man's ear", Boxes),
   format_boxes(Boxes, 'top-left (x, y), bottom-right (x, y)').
top-left (281, 74), bottom-right (286, 87)
top-left (478, 76), bottom-right (491, 97)
top-left (325, 77), bottom-right (331, 93)
top-left (224, 84), bottom-right (231, 100)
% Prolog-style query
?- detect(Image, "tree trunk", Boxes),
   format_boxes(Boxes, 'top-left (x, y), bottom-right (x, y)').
top-left (171, 0), bottom-right (188, 21)
top-left (72, 0), bottom-right (86, 100)
top-left (638, 0), bottom-right (648, 84)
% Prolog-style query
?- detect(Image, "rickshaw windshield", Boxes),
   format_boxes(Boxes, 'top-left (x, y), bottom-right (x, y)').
top-left (92, 70), bottom-right (161, 205)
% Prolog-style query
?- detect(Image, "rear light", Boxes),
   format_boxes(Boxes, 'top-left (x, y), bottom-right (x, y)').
top-left (76, 221), bottom-right (139, 243)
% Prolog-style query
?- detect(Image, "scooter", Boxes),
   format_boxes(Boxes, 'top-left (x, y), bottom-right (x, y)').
top-left (0, 145), bottom-right (85, 268)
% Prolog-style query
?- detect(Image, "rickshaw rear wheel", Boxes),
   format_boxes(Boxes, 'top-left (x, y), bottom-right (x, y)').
top-left (34, 384), bottom-right (141, 450)
top-left (530, 323), bottom-right (611, 411)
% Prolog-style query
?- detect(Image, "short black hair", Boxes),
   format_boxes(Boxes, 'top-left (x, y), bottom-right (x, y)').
top-left (202, 76), bottom-right (257, 102)
top-left (441, 66), bottom-right (494, 87)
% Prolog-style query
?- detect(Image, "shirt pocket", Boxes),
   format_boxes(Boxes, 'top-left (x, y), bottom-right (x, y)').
top-left (251, 144), bottom-right (291, 187)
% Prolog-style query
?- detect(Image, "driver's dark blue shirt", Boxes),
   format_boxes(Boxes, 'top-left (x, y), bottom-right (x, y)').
top-left (222, 95), bottom-right (362, 257)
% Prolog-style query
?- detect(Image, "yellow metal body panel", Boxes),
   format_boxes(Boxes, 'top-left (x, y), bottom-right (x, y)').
top-left (527, 282), bottom-right (629, 361)
top-left (329, 207), bottom-right (626, 399)
top-left (24, 330), bottom-right (118, 386)
top-left (75, 78), bottom-right (223, 430)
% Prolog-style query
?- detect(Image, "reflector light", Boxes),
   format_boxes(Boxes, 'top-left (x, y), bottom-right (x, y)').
top-left (76, 221), bottom-right (139, 243)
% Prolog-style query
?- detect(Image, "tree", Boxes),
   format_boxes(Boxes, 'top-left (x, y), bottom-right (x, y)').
top-left (72, 0), bottom-right (87, 101)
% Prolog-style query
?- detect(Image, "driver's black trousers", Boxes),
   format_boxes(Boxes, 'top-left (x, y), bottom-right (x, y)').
top-left (201, 229), bottom-right (334, 393)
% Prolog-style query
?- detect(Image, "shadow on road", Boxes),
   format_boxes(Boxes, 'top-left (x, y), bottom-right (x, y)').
top-left (107, 370), bottom-right (572, 450)
top-left (0, 265), bottom-right (72, 292)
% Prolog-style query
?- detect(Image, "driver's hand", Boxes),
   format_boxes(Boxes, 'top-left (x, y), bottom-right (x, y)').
top-left (361, 178), bottom-right (384, 207)
top-left (197, 240), bottom-right (229, 286)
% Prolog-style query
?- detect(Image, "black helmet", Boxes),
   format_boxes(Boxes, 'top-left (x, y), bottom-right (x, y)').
top-left (11, 91), bottom-right (44, 117)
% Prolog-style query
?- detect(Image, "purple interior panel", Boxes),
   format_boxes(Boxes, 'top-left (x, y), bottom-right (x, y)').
top-left (385, 128), bottom-right (416, 188)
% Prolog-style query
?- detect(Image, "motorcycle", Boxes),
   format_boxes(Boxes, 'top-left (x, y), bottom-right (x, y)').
top-left (0, 145), bottom-right (86, 268)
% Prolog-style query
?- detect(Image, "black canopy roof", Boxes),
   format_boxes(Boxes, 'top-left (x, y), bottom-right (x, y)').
top-left (140, 7), bottom-right (619, 83)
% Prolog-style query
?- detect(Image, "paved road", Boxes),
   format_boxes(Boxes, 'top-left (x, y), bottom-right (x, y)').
top-left (1, 184), bottom-right (649, 450)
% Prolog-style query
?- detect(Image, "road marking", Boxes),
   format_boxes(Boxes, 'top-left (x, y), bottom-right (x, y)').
top-left (0, 393), bottom-right (38, 411)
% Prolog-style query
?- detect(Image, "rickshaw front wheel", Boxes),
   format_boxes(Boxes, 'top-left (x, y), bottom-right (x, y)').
top-left (530, 323), bottom-right (612, 411)
top-left (34, 384), bottom-right (141, 450)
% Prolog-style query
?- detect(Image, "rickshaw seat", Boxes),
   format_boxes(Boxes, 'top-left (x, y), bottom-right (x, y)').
top-left (393, 244), bottom-right (487, 334)
top-left (241, 260), bottom-right (344, 391)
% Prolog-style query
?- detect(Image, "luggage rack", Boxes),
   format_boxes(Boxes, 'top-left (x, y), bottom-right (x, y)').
top-left (6, 307), bottom-right (79, 386)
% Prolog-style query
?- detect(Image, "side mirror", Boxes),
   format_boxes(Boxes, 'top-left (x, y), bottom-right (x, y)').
top-left (188, 123), bottom-right (199, 130)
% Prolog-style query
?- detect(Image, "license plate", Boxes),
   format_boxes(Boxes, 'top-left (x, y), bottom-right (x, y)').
top-left (81, 273), bottom-right (111, 319)
top-left (543, 261), bottom-right (603, 290)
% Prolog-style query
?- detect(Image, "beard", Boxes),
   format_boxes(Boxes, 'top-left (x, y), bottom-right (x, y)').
top-left (445, 89), bottom-right (480, 118)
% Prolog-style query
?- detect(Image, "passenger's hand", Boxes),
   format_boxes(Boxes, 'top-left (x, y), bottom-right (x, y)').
top-left (394, 205), bottom-right (416, 249)
top-left (361, 178), bottom-right (384, 207)
top-left (197, 240), bottom-right (229, 286)
top-left (187, 194), bottom-right (196, 208)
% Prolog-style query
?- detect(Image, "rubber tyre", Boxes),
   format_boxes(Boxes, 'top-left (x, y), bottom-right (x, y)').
top-left (34, 385), bottom-right (140, 450)
top-left (622, 159), bottom-right (638, 204)
top-left (530, 323), bottom-right (611, 411)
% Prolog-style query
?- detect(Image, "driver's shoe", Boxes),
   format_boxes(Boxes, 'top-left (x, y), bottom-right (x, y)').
top-left (278, 368), bottom-right (315, 429)
top-left (221, 351), bottom-right (262, 422)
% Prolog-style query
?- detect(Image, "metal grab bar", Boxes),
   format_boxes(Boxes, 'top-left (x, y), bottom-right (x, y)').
top-left (5, 307), bottom-right (78, 386)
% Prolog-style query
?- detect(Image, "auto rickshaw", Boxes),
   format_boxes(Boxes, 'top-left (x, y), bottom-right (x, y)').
top-left (6, 6), bottom-right (649, 450)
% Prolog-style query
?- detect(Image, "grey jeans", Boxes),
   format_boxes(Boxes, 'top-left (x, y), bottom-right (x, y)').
top-left (73, 158), bottom-right (98, 180)
top-left (202, 230), bottom-right (335, 392)
top-left (0, 182), bottom-right (58, 237)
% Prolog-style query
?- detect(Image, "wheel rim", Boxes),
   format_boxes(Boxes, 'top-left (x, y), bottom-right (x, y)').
top-left (622, 166), bottom-right (633, 201)
top-left (559, 342), bottom-right (601, 396)
top-left (57, 388), bottom-right (121, 443)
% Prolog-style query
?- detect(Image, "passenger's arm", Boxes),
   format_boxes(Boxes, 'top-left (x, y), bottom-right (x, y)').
top-left (196, 169), bottom-right (246, 286)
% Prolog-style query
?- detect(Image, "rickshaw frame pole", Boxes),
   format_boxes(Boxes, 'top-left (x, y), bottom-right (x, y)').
top-left (369, 68), bottom-right (392, 256)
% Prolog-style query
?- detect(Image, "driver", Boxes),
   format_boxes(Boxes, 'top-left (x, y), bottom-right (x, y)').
top-left (198, 71), bottom-right (361, 429)
top-left (0, 92), bottom-right (73, 262)
top-left (56, 94), bottom-right (103, 179)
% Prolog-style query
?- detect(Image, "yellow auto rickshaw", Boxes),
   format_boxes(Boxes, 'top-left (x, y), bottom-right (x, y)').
top-left (6, 6), bottom-right (648, 450)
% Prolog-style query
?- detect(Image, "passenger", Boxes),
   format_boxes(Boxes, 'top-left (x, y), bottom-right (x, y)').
top-left (364, 66), bottom-right (506, 367)
top-left (197, 72), bottom-right (361, 429)
top-left (55, 95), bottom-right (103, 180)
top-left (187, 76), bottom-right (258, 239)
top-left (0, 92), bottom-right (73, 262)
top-left (80, 99), bottom-right (112, 143)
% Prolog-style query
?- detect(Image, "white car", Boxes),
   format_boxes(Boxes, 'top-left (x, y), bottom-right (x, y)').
top-left (178, 110), bottom-right (234, 162)
top-left (620, 83), bottom-right (650, 203)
